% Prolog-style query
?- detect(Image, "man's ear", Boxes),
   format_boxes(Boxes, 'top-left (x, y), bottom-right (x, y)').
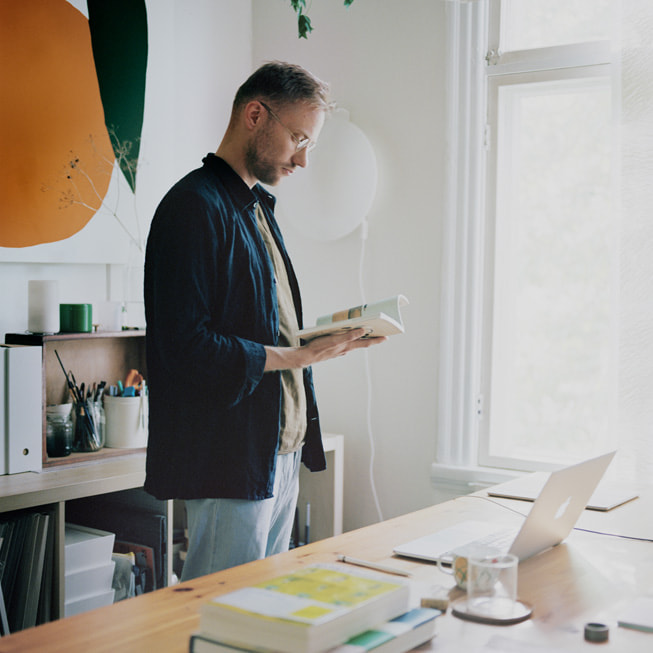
top-left (243, 100), bottom-right (264, 131)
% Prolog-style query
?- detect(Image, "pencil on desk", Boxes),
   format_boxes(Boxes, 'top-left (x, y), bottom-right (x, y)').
top-left (337, 554), bottom-right (413, 577)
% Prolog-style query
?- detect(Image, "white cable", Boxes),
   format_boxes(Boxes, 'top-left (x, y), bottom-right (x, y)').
top-left (358, 219), bottom-right (384, 523)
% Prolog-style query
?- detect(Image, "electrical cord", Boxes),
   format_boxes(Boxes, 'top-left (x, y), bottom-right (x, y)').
top-left (358, 218), bottom-right (384, 523)
top-left (454, 494), bottom-right (653, 543)
top-left (454, 493), bottom-right (530, 517)
top-left (571, 527), bottom-right (653, 543)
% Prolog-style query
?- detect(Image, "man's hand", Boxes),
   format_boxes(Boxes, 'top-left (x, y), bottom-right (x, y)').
top-left (264, 329), bottom-right (387, 372)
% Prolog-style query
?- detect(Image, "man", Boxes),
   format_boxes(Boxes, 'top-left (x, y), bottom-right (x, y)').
top-left (144, 61), bottom-right (385, 581)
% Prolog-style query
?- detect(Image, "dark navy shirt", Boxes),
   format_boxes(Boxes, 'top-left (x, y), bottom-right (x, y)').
top-left (143, 154), bottom-right (324, 500)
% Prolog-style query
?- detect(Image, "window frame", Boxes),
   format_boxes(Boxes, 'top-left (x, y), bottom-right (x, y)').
top-left (437, 0), bottom-right (616, 475)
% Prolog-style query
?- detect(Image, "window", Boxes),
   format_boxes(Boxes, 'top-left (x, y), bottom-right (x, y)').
top-left (438, 0), bottom-right (617, 474)
top-left (499, 0), bottom-right (612, 51)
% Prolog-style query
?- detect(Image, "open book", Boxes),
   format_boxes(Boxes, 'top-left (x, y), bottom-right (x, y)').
top-left (298, 295), bottom-right (408, 342)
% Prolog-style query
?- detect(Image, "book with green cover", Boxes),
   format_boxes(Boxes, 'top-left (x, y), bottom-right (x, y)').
top-left (190, 606), bottom-right (441, 653)
top-left (197, 563), bottom-right (411, 653)
top-left (328, 607), bottom-right (440, 652)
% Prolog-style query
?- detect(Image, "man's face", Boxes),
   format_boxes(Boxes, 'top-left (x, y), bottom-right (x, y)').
top-left (245, 101), bottom-right (325, 186)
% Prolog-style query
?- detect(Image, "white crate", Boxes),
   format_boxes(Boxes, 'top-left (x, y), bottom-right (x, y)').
top-left (65, 524), bottom-right (115, 574)
top-left (64, 588), bottom-right (115, 617)
top-left (65, 560), bottom-right (115, 603)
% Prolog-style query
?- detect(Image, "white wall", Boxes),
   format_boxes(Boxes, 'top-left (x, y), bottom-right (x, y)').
top-left (252, 0), bottom-right (447, 529)
top-left (1, 0), bottom-right (447, 532)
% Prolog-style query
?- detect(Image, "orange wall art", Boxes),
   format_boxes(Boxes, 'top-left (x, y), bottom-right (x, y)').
top-left (0, 0), bottom-right (147, 260)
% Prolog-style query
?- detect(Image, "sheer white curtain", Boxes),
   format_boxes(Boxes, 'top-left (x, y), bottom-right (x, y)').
top-left (616, 0), bottom-right (653, 483)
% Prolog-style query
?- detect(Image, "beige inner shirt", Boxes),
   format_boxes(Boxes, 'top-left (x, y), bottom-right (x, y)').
top-left (255, 203), bottom-right (307, 453)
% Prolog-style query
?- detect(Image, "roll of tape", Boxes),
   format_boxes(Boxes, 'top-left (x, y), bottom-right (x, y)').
top-left (584, 622), bottom-right (609, 643)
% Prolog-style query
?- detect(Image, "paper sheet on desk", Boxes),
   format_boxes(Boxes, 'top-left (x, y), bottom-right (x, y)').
top-left (474, 635), bottom-right (573, 652)
top-left (488, 474), bottom-right (638, 511)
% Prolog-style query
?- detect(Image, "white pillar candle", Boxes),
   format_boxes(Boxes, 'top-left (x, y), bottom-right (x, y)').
top-left (27, 280), bottom-right (59, 334)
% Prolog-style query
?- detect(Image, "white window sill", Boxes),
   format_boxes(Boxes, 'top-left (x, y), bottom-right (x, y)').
top-left (431, 463), bottom-right (521, 491)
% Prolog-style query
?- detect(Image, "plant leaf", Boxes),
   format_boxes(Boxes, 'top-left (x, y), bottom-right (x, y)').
top-left (87, 0), bottom-right (148, 194)
top-left (298, 13), bottom-right (313, 39)
top-left (344, 0), bottom-right (355, 6)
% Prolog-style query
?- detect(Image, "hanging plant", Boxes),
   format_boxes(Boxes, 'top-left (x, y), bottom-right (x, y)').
top-left (290, 0), bottom-right (355, 39)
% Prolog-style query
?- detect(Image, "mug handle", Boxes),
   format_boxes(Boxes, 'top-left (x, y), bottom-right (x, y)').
top-left (437, 552), bottom-right (456, 574)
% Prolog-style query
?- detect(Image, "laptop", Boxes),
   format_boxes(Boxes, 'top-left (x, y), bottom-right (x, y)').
top-left (393, 451), bottom-right (616, 563)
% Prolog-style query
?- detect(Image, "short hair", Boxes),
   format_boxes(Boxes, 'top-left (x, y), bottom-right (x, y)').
top-left (233, 61), bottom-right (332, 112)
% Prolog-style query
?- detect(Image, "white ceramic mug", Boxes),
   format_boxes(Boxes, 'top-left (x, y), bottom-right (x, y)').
top-left (437, 544), bottom-right (502, 590)
top-left (437, 551), bottom-right (472, 590)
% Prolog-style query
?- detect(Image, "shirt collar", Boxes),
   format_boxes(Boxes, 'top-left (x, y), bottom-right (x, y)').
top-left (202, 153), bottom-right (276, 212)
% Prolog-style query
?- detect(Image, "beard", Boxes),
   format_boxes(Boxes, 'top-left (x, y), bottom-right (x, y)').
top-left (244, 129), bottom-right (284, 186)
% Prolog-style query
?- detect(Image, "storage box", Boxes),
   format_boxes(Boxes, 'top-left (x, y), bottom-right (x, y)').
top-left (0, 344), bottom-right (42, 474)
top-left (65, 524), bottom-right (115, 574)
top-left (64, 589), bottom-right (115, 617)
top-left (65, 560), bottom-right (115, 603)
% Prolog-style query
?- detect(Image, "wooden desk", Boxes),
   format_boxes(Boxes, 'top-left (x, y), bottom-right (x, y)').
top-left (2, 485), bottom-right (651, 652)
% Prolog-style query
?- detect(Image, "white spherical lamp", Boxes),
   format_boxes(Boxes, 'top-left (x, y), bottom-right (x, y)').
top-left (274, 109), bottom-right (377, 241)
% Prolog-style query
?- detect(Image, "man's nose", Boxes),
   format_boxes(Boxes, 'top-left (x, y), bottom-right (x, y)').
top-left (291, 148), bottom-right (310, 168)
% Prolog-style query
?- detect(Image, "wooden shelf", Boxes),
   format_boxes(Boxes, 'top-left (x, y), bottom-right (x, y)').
top-left (5, 331), bottom-right (145, 345)
top-left (4, 331), bottom-right (147, 468)
top-left (0, 452), bottom-right (147, 512)
top-left (0, 453), bottom-right (154, 622)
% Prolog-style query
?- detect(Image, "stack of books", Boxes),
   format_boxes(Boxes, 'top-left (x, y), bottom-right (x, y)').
top-left (0, 510), bottom-right (52, 632)
top-left (189, 563), bottom-right (441, 653)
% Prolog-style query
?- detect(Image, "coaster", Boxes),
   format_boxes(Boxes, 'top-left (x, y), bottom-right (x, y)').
top-left (451, 598), bottom-right (533, 625)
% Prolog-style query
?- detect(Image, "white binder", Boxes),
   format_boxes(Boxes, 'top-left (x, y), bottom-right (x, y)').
top-left (1, 345), bottom-right (42, 474)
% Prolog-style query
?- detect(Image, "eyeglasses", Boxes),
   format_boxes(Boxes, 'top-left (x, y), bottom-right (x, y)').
top-left (259, 101), bottom-right (317, 153)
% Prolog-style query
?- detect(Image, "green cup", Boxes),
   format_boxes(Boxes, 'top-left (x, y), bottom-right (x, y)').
top-left (59, 303), bottom-right (92, 333)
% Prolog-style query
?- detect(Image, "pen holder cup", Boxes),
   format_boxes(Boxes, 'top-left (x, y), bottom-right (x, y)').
top-left (104, 394), bottom-right (148, 449)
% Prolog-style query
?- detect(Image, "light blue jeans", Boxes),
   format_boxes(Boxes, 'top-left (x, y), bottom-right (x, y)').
top-left (181, 450), bottom-right (301, 581)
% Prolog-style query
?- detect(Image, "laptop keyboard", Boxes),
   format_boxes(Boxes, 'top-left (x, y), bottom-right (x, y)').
top-left (473, 528), bottom-right (519, 552)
